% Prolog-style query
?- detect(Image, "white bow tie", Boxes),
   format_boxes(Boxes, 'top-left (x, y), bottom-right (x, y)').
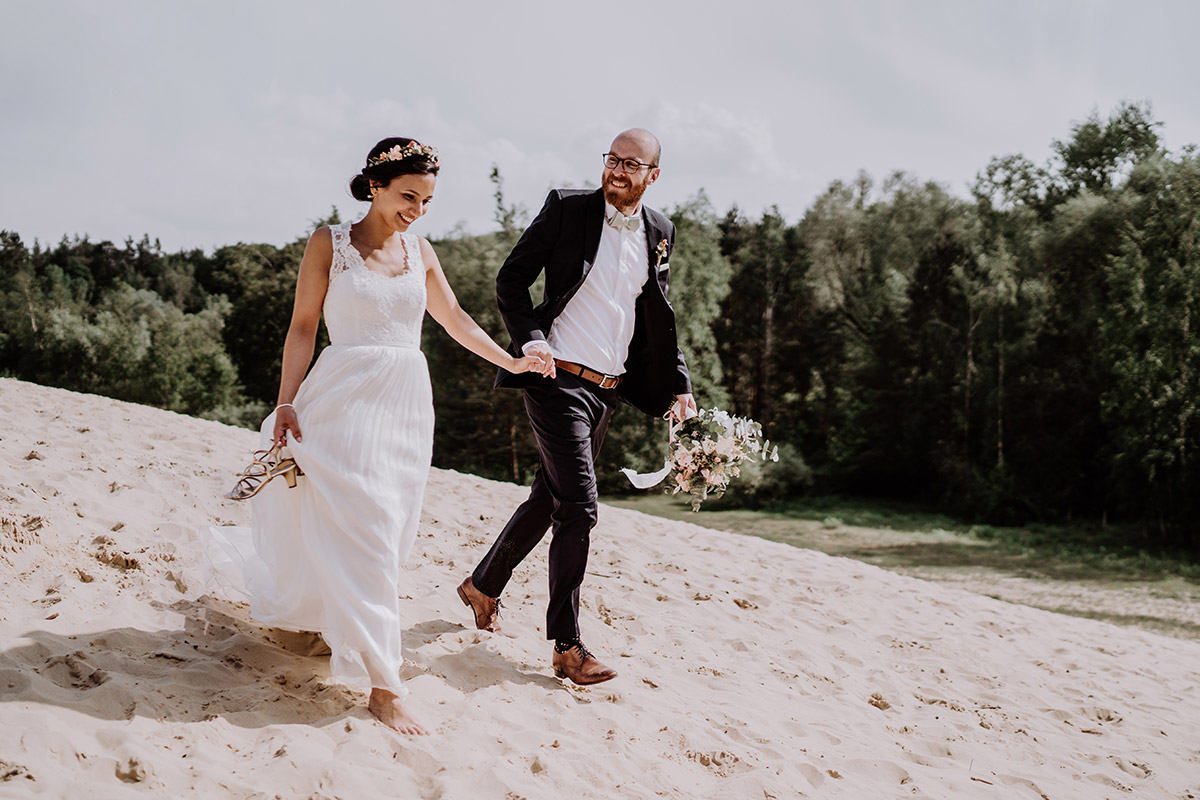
top-left (607, 210), bottom-right (642, 232)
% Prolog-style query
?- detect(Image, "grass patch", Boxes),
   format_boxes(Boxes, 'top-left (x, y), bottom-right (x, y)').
top-left (1032, 607), bottom-right (1200, 639)
top-left (604, 492), bottom-right (1200, 584)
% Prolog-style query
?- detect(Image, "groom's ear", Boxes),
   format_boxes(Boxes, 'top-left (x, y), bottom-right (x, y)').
top-left (647, 167), bottom-right (661, 187)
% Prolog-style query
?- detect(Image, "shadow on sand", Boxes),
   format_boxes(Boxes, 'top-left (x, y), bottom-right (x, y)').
top-left (0, 597), bottom-right (574, 728)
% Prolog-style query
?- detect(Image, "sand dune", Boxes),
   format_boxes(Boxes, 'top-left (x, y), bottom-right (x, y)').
top-left (1, 376), bottom-right (1199, 799)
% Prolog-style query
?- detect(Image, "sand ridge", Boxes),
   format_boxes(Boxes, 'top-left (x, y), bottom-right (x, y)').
top-left (1, 377), bottom-right (1199, 799)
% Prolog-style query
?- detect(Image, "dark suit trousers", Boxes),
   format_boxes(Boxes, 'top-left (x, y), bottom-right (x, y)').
top-left (472, 372), bottom-right (618, 640)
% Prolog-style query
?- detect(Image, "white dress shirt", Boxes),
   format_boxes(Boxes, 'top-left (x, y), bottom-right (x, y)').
top-left (528, 202), bottom-right (649, 376)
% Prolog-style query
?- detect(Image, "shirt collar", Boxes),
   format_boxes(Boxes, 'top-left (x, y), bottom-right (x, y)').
top-left (604, 201), bottom-right (642, 223)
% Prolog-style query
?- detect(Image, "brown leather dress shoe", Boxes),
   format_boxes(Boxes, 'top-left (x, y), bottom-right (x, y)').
top-left (552, 640), bottom-right (617, 686)
top-left (457, 576), bottom-right (502, 633)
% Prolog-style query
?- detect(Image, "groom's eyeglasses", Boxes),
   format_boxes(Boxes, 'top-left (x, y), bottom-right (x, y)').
top-left (603, 154), bottom-right (657, 173)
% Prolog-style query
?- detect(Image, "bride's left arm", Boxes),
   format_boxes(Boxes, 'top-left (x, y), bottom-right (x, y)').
top-left (421, 238), bottom-right (552, 376)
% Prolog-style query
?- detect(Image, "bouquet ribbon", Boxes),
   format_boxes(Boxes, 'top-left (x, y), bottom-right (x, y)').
top-left (619, 406), bottom-right (691, 489)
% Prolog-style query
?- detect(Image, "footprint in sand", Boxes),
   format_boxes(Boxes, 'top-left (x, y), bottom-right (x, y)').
top-left (41, 651), bottom-right (109, 690)
top-left (1082, 705), bottom-right (1123, 724)
top-left (0, 759), bottom-right (35, 784)
top-left (114, 756), bottom-right (150, 783)
top-left (92, 536), bottom-right (142, 571)
top-left (1, 515), bottom-right (43, 552)
top-left (686, 749), bottom-right (752, 777)
top-left (1108, 756), bottom-right (1151, 779)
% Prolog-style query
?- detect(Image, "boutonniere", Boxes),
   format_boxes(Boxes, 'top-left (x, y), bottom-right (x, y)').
top-left (655, 239), bottom-right (669, 269)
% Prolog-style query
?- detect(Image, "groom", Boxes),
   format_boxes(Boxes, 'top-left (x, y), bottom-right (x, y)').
top-left (458, 128), bottom-right (695, 685)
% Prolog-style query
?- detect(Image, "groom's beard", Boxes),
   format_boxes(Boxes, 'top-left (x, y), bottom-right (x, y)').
top-left (602, 172), bottom-right (649, 211)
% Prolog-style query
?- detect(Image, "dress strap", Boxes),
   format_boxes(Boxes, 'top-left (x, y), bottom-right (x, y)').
top-left (402, 232), bottom-right (425, 275)
top-left (329, 222), bottom-right (354, 278)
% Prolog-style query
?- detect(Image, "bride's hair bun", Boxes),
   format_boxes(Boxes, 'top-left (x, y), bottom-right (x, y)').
top-left (349, 173), bottom-right (374, 202)
top-left (349, 137), bottom-right (440, 202)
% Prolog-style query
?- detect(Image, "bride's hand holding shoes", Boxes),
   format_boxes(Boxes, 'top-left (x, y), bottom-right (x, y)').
top-left (271, 403), bottom-right (302, 448)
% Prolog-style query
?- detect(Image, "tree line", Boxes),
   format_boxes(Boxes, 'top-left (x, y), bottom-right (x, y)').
top-left (3, 103), bottom-right (1198, 550)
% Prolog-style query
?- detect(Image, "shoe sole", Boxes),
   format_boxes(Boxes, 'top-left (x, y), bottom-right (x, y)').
top-left (554, 668), bottom-right (618, 685)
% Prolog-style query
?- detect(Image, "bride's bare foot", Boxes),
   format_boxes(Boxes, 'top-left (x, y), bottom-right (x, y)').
top-left (368, 688), bottom-right (428, 735)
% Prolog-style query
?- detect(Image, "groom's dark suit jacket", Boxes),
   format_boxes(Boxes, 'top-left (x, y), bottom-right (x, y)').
top-left (494, 188), bottom-right (691, 417)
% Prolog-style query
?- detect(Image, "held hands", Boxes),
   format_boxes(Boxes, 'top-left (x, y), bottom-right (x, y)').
top-left (515, 340), bottom-right (556, 378)
top-left (272, 405), bottom-right (303, 448)
top-left (670, 393), bottom-right (698, 423)
top-left (510, 354), bottom-right (554, 376)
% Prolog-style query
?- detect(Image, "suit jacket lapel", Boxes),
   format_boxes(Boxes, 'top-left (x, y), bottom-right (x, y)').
top-left (580, 189), bottom-right (605, 280)
top-left (640, 208), bottom-right (671, 304)
top-left (641, 209), bottom-right (661, 277)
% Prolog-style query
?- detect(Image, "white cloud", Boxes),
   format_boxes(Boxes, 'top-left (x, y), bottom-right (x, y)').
top-left (649, 103), bottom-right (801, 182)
top-left (4, 0), bottom-right (1200, 251)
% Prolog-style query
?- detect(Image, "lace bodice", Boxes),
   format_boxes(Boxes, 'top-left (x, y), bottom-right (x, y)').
top-left (324, 222), bottom-right (426, 346)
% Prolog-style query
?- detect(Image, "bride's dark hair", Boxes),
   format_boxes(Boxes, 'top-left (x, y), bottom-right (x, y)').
top-left (349, 137), bottom-right (440, 202)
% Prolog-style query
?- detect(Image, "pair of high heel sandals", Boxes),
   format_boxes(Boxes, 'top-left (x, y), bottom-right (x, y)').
top-left (225, 443), bottom-right (304, 501)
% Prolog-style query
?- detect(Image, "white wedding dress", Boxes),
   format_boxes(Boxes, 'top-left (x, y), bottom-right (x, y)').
top-left (207, 221), bottom-right (433, 696)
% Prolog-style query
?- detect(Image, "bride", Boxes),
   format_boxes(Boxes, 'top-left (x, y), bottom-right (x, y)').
top-left (211, 138), bottom-right (549, 734)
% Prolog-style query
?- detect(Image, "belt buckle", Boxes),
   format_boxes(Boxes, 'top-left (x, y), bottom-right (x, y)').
top-left (599, 375), bottom-right (619, 389)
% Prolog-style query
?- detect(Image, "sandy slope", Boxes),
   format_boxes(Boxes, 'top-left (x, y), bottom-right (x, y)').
top-left (1, 377), bottom-right (1198, 799)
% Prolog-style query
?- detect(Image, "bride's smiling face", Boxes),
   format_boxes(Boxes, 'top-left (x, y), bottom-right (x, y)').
top-left (371, 173), bottom-right (436, 231)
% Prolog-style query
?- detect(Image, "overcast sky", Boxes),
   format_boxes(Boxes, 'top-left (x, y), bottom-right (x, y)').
top-left (3, 0), bottom-right (1198, 252)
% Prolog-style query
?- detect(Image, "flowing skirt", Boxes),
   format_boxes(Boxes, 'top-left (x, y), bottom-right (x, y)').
top-left (206, 343), bottom-right (434, 695)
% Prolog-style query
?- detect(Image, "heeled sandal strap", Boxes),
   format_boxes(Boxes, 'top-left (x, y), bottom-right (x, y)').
top-left (226, 445), bottom-right (302, 500)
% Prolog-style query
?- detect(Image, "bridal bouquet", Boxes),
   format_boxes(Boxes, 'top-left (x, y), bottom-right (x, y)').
top-left (622, 408), bottom-right (779, 511)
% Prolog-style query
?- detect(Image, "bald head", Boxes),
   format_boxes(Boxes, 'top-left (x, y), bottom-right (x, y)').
top-left (611, 128), bottom-right (661, 167)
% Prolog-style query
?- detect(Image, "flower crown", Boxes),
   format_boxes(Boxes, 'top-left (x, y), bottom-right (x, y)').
top-left (367, 141), bottom-right (439, 168)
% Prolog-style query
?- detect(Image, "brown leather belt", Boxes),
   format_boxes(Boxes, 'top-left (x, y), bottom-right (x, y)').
top-left (554, 359), bottom-right (623, 389)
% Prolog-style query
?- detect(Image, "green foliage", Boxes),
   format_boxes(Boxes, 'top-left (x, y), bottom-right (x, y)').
top-left (200, 399), bottom-right (273, 429)
top-left (423, 229), bottom-right (540, 482)
top-left (1052, 101), bottom-right (1161, 196)
top-left (28, 282), bottom-right (236, 412)
top-left (717, 205), bottom-right (807, 433)
top-left (0, 229), bottom-right (275, 417)
top-left (419, 168), bottom-right (540, 482)
top-left (1099, 153), bottom-right (1200, 546)
top-left (665, 191), bottom-right (732, 408)
top-left (719, 443), bottom-right (813, 506)
top-left (790, 172), bottom-right (982, 498)
top-left (200, 240), bottom-right (313, 404)
top-left (6, 101), bottom-right (1200, 551)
